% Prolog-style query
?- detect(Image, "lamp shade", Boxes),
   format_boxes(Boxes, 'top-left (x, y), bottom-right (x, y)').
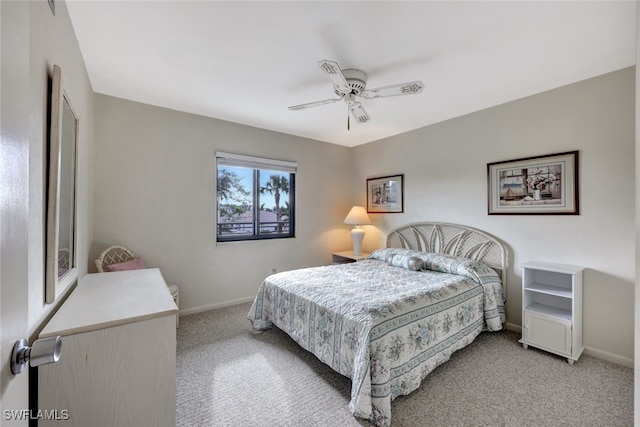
top-left (343, 206), bottom-right (371, 225)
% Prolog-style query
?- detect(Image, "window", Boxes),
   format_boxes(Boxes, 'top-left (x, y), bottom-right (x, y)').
top-left (216, 152), bottom-right (296, 242)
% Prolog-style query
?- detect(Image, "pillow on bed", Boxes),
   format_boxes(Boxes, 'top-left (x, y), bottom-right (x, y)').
top-left (420, 253), bottom-right (500, 284)
top-left (369, 249), bottom-right (499, 282)
top-left (106, 257), bottom-right (146, 272)
top-left (369, 248), bottom-right (426, 271)
top-left (368, 248), bottom-right (425, 263)
top-left (387, 254), bottom-right (424, 271)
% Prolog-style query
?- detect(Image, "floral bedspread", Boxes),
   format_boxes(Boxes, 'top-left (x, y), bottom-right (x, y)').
top-left (247, 249), bottom-right (505, 427)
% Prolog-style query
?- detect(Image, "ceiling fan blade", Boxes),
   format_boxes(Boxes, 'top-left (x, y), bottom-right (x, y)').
top-left (288, 97), bottom-right (342, 111)
top-left (360, 81), bottom-right (424, 99)
top-left (317, 60), bottom-right (350, 94)
top-left (349, 102), bottom-right (370, 124)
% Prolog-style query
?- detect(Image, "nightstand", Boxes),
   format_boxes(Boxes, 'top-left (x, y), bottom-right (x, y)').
top-left (519, 261), bottom-right (584, 364)
top-left (332, 251), bottom-right (370, 264)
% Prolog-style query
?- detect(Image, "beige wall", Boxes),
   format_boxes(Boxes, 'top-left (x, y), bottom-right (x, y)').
top-left (94, 68), bottom-right (634, 366)
top-left (353, 68), bottom-right (635, 366)
top-left (92, 95), bottom-right (353, 313)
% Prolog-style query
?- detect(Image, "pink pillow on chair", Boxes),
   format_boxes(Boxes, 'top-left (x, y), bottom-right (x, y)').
top-left (106, 257), bottom-right (146, 272)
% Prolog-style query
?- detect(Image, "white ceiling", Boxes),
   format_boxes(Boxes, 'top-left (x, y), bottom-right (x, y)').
top-left (65, 1), bottom-right (636, 147)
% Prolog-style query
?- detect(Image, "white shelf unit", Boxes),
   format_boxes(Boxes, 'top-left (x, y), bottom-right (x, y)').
top-left (519, 261), bottom-right (584, 364)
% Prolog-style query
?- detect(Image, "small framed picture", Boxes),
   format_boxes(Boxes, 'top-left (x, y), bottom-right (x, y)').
top-left (487, 151), bottom-right (579, 215)
top-left (367, 174), bottom-right (404, 213)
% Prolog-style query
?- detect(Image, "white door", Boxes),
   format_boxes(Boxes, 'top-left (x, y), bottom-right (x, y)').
top-left (1, 1), bottom-right (31, 424)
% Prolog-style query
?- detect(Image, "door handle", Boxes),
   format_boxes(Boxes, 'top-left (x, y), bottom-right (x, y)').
top-left (10, 336), bottom-right (62, 375)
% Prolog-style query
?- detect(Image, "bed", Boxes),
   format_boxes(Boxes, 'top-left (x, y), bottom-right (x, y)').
top-left (247, 222), bottom-right (508, 427)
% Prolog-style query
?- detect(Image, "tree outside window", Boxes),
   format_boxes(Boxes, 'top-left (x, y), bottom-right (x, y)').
top-left (216, 155), bottom-right (295, 242)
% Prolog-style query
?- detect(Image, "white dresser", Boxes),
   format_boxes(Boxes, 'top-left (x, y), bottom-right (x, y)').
top-left (38, 268), bottom-right (178, 426)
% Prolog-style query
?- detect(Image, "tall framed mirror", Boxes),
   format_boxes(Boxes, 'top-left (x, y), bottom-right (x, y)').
top-left (46, 65), bottom-right (78, 303)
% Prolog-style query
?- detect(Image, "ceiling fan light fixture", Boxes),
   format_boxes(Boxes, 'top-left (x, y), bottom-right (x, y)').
top-left (289, 59), bottom-right (424, 128)
top-left (339, 69), bottom-right (368, 95)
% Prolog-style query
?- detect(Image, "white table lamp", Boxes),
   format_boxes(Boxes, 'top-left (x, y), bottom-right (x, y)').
top-left (343, 206), bottom-right (372, 255)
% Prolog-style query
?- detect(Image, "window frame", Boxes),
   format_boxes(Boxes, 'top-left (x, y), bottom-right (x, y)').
top-left (216, 152), bottom-right (296, 243)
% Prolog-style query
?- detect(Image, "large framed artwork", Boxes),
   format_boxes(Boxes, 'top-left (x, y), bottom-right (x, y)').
top-left (367, 174), bottom-right (404, 213)
top-left (487, 151), bottom-right (579, 215)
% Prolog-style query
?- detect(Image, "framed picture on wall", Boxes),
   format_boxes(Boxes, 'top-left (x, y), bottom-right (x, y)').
top-left (367, 174), bottom-right (404, 213)
top-left (487, 150), bottom-right (579, 215)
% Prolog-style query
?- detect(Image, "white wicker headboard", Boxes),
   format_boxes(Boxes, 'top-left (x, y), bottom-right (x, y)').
top-left (387, 222), bottom-right (508, 297)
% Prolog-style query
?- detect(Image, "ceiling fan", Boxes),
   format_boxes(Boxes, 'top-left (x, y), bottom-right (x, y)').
top-left (288, 60), bottom-right (424, 129)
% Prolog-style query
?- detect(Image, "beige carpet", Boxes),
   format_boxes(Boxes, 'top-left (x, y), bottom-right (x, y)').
top-left (176, 303), bottom-right (633, 427)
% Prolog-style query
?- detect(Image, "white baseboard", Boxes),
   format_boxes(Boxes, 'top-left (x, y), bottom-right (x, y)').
top-left (502, 322), bottom-right (632, 368)
top-left (179, 296), bottom-right (255, 317)
top-left (583, 346), bottom-right (634, 368)
top-left (505, 322), bottom-right (521, 333)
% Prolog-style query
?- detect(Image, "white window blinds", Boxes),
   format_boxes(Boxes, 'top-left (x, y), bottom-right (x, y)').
top-left (216, 152), bottom-right (297, 174)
